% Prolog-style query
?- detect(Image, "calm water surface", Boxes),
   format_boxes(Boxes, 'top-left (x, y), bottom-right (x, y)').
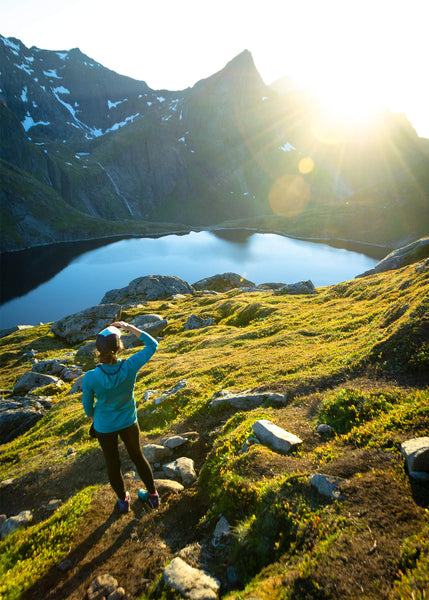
top-left (0, 230), bottom-right (380, 329)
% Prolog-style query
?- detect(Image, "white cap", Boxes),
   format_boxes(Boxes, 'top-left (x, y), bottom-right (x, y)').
top-left (98, 325), bottom-right (122, 337)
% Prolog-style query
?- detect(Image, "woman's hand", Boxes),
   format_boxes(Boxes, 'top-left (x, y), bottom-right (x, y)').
top-left (111, 321), bottom-right (143, 337)
top-left (111, 321), bottom-right (130, 331)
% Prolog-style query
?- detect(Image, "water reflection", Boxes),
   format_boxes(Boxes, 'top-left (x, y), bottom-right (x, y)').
top-left (0, 230), bottom-right (381, 329)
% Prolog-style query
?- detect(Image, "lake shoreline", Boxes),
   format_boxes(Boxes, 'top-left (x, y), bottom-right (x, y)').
top-left (0, 224), bottom-right (391, 260)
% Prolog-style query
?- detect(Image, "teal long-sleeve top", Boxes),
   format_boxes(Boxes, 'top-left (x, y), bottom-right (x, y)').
top-left (82, 331), bottom-right (158, 434)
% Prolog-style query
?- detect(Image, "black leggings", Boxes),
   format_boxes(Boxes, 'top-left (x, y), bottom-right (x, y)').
top-left (96, 422), bottom-right (156, 500)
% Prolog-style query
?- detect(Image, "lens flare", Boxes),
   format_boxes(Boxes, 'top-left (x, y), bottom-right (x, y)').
top-left (298, 157), bottom-right (314, 174)
top-left (269, 175), bottom-right (311, 217)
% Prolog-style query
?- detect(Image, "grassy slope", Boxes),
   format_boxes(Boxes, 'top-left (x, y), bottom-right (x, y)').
top-left (0, 262), bottom-right (428, 599)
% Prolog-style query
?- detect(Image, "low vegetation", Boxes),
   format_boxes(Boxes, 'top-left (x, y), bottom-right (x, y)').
top-left (0, 260), bottom-right (428, 599)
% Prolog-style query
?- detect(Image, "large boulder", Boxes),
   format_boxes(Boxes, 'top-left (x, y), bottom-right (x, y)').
top-left (101, 275), bottom-right (194, 304)
top-left (133, 314), bottom-right (168, 336)
top-left (0, 397), bottom-right (51, 444)
top-left (50, 304), bottom-right (121, 344)
top-left (274, 280), bottom-right (316, 295)
top-left (13, 372), bottom-right (61, 394)
top-left (252, 419), bottom-right (302, 454)
top-left (192, 272), bottom-right (255, 292)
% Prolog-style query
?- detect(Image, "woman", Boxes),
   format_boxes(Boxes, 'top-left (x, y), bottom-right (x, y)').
top-left (82, 321), bottom-right (159, 513)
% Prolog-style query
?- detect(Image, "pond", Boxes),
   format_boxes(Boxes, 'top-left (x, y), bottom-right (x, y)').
top-left (0, 230), bottom-right (382, 329)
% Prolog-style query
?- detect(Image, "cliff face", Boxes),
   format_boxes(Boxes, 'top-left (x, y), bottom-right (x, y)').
top-left (1, 35), bottom-right (428, 252)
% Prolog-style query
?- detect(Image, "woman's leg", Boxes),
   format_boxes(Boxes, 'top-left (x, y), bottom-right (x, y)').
top-left (119, 423), bottom-right (156, 494)
top-left (97, 430), bottom-right (127, 500)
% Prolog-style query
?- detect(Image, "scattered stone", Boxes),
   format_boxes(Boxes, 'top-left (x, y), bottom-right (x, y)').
top-left (87, 574), bottom-right (119, 600)
top-left (163, 457), bottom-right (197, 486)
top-left (192, 272), bottom-right (255, 292)
top-left (316, 424), bottom-right (335, 435)
top-left (401, 437), bottom-right (429, 480)
top-left (57, 558), bottom-right (73, 571)
top-left (143, 389), bottom-right (158, 401)
top-left (154, 478), bottom-right (185, 494)
top-left (50, 304), bottom-right (122, 344)
top-left (310, 473), bottom-right (346, 499)
top-left (210, 389), bottom-right (287, 410)
top-left (162, 435), bottom-right (189, 449)
top-left (163, 557), bottom-right (220, 600)
top-left (142, 444), bottom-right (172, 464)
top-left (0, 510), bottom-right (33, 539)
top-left (151, 380), bottom-right (189, 405)
top-left (184, 315), bottom-right (214, 330)
top-left (13, 372), bottom-right (62, 394)
top-left (252, 420), bottom-right (302, 454)
top-left (241, 436), bottom-right (261, 453)
top-left (212, 516), bottom-right (230, 546)
top-left (46, 499), bottom-right (62, 511)
top-left (274, 280), bottom-right (316, 295)
top-left (0, 478), bottom-right (14, 487)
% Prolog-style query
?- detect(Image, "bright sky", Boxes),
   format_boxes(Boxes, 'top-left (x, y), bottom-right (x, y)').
top-left (1, 0), bottom-right (428, 138)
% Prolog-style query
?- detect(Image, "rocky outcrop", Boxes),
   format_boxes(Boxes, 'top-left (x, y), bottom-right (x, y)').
top-left (193, 272), bottom-right (255, 292)
top-left (101, 276), bottom-right (194, 304)
top-left (50, 304), bottom-right (121, 344)
top-left (0, 509), bottom-right (33, 539)
top-left (210, 389), bottom-right (288, 409)
top-left (184, 315), bottom-right (214, 330)
top-left (357, 237), bottom-right (429, 277)
top-left (274, 280), bottom-right (316, 295)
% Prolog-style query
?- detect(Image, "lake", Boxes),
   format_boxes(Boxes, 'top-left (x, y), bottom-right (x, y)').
top-left (0, 230), bottom-right (382, 329)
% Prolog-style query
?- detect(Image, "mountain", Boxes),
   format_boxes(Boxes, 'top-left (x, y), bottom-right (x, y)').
top-left (1, 35), bottom-right (428, 252)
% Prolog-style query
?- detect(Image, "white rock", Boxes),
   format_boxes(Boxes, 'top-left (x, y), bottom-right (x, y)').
top-left (142, 444), bottom-right (172, 464)
top-left (310, 474), bottom-right (345, 499)
top-left (252, 420), bottom-right (302, 454)
top-left (163, 557), bottom-right (220, 600)
top-left (401, 437), bottom-right (429, 480)
top-left (0, 510), bottom-right (33, 539)
top-left (163, 457), bottom-right (196, 486)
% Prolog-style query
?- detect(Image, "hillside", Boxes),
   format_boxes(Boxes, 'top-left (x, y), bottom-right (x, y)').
top-left (1, 35), bottom-right (428, 252)
top-left (0, 260), bottom-right (428, 599)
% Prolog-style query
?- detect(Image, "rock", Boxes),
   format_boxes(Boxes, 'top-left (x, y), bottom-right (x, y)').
top-left (357, 237), bottom-right (429, 277)
top-left (13, 372), bottom-right (62, 394)
top-left (69, 375), bottom-right (84, 395)
top-left (87, 574), bottom-right (118, 600)
top-left (401, 437), bottom-right (429, 480)
top-left (50, 304), bottom-right (122, 344)
top-left (252, 420), bottom-right (302, 454)
top-left (133, 314), bottom-right (168, 336)
top-left (154, 478), bottom-right (185, 494)
top-left (0, 478), bottom-right (14, 488)
top-left (152, 380), bottom-right (189, 404)
top-left (0, 397), bottom-right (51, 444)
top-left (0, 514), bottom-right (7, 526)
top-left (76, 341), bottom-right (97, 356)
top-left (257, 282), bottom-right (286, 290)
top-left (163, 457), bottom-right (197, 486)
top-left (210, 390), bottom-right (287, 410)
top-left (142, 444), bottom-right (172, 464)
top-left (241, 437), bottom-right (261, 453)
top-left (310, 473), bottom-right (346, 499)
top-left (162, 435), bottom-right (189, 449)
top-left (316, 424), bottom-right (335, 435)
top-left (184, 315), bottom-right (214, 330)
top-left (32, 359), bottom-right (83, 382)
top-left (192, 272), bottom-right (255, 292)
top-left (46, 499), bottom-right (62, 511)
top-left (0, 325), bottom-right (34, 339)
top-left (212, 516), bottom-right (230, 546)
top-left (108, 589), bottom-right (125, 600)
top-left (101, 275), bottom-right (194, 304)
top-left (163, 557), bottom-right (220, 600)
top-left (0, 510), bottom-right (33, 539)
top-left (274, 280), bottom-right (316, 295)
top-left (57, 558), bottom-right (73, 571)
